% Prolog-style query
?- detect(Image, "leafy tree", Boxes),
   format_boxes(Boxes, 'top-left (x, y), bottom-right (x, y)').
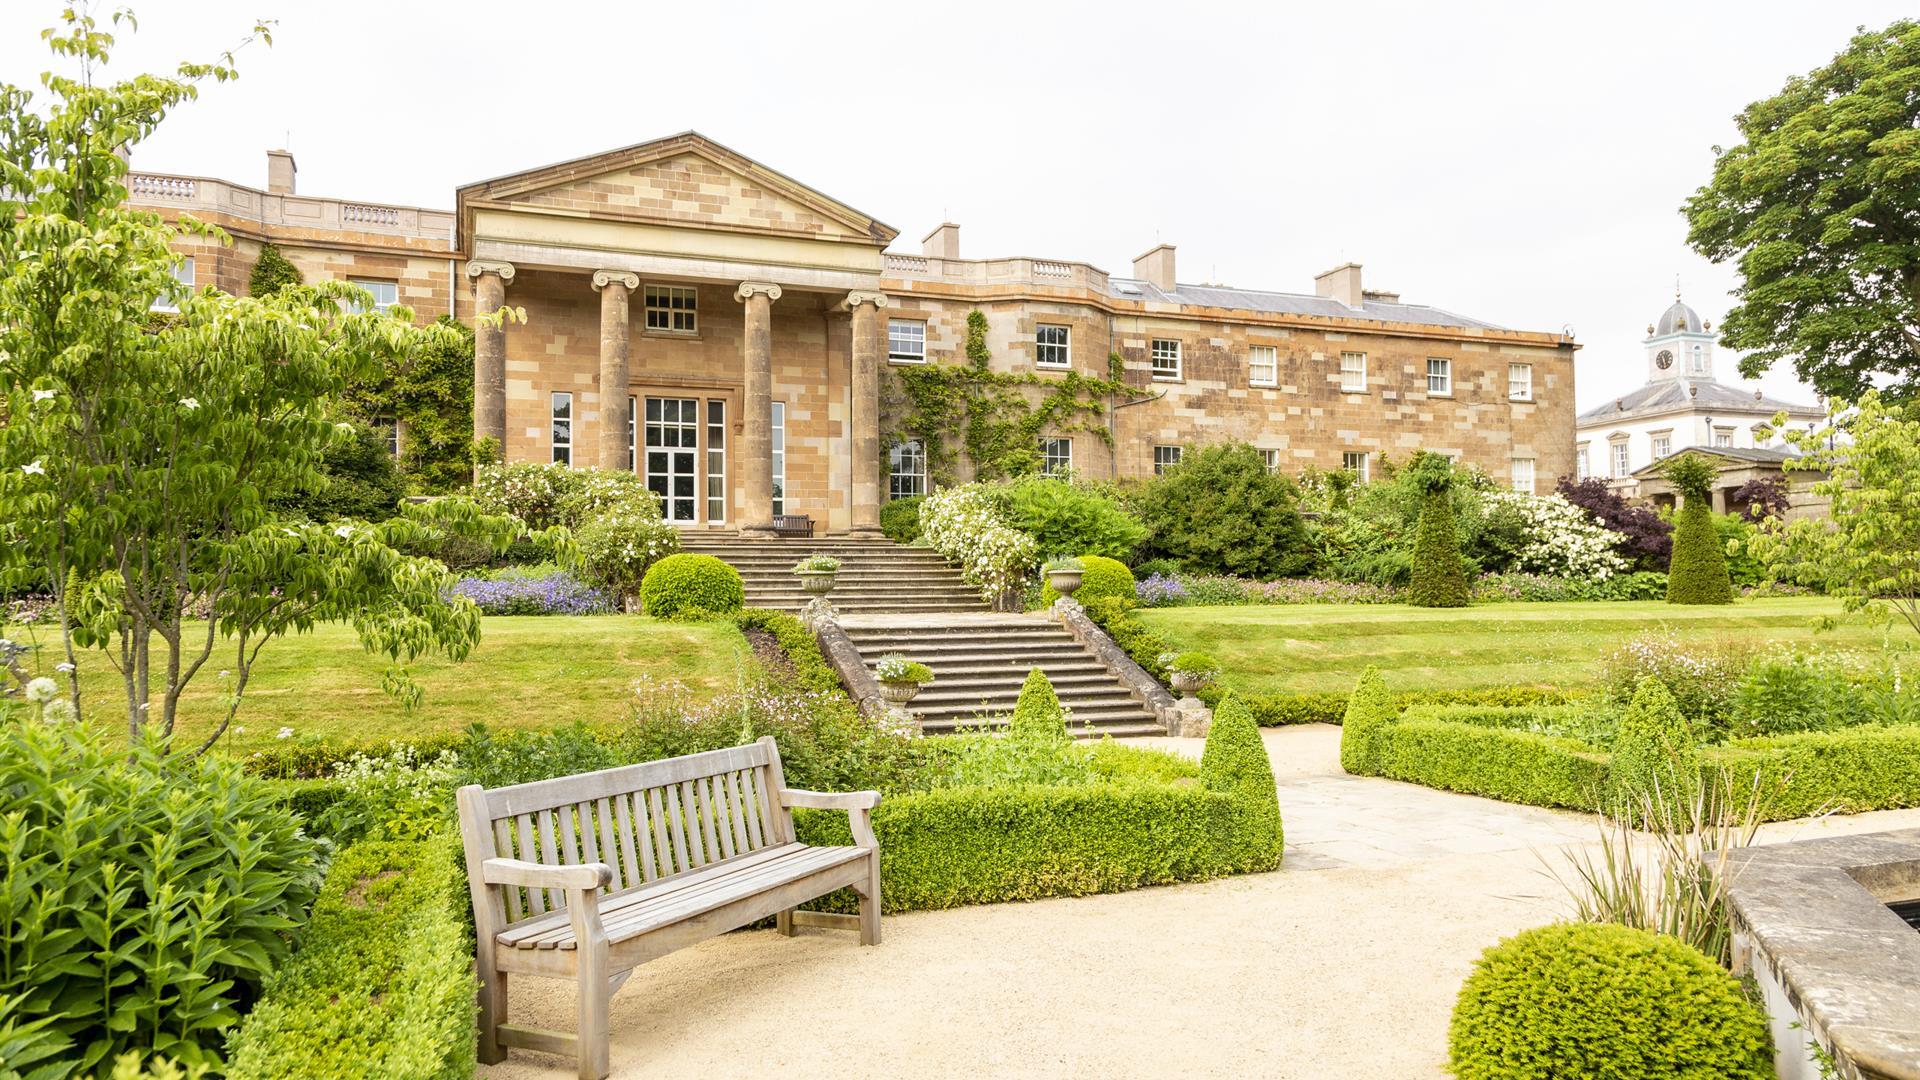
top-left (247, 240), bottom-right (302, 296)
top-left (0, 11), bottom-right (521, 749)
top-left (1130, 442), bottom-right (1312, 578)
top-left (343, 315), bottom-right (477, 493)
top-left (1730, 474), bottom-right (1790, 521)
top-left (1684, 20), bottom-right (1920, 400)
top-left (1555, 476), bottom-right (1672, 570)
top-left (1405, 453), bottom-right (1470, 607)
top-left (269, 422), bottom-right (406, 523)
top-left (1661, 454), bottom-right (1735, 604)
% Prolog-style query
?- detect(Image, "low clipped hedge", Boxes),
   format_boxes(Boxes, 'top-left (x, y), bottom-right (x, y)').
top-left (1207, 685), bottom-right (1585, 727)
top-left (1371, 718), bottom-right (1611, 810)
top-left (733, 607), bottom-right (843, 694)
top-left (639, 552), bottom-right (743, 619)
top-left (227, 838), bottom-right (474, 1080)
top-left (1714, 726), bottom-right (1920, 819)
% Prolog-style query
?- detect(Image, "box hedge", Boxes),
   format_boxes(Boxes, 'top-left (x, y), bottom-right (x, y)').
top-left (638, 552), bottom-right (744, 619)
top-left (226, 838), bottom-right (475, 1080)
top-left (1039, 554), bottom-right (1135, 606)
top-left (1217, 684), bottom-right (1584, 727)
top-left (1370, 717), bottom-right (1611, 810)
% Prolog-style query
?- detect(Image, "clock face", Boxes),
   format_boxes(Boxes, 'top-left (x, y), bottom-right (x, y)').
top-left (1656, 350), bottom-right (1674, 370)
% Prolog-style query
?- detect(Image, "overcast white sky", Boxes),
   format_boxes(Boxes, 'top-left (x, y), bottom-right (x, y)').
top-left (3, 0), bottom-right (1906, 410)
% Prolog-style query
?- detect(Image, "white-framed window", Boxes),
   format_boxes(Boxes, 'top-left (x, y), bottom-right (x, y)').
top-left (644, 397), bottom-right (698, 522)
top-left (888, 319), bottom-right (926, 363)
top-left (1259, 448), bottom-right (1281, 472)
top-left (1339, 351), bottom-right (1367, 392)
top-left (1341, 450), bottom-right (1370, 482)
top-left (1249, 345), bottom-right (1278, 387)
top-left (1511, 458), bottom-right (1535, 495)
top-left (1651, 433), bottom-right (1672, 460)
top-left (888, 440), bottom-right (925, 500)
top-left (1611, 440), bottom-right (1630, 478)
top-left (1153, 445), bottom-right (1182, 475)
top-left (1150, 339), bottom-right (1182, 380)
top-left (550, 391), bottom-right (573, 466)
top-left (1576, 446), bottom-right (1591, 480)
top-left (705, 400), bottom-right (726, 523)
top-left (373, 414), bottom-right (399, 457)
top-left (643, 285), bottom-right (697, 333)
top-left (1035, 324), bottom-right (1071, 368)
top-left (1426, 357), bottom-right (1452, 396)
top-left (1508, 363), bottom-right (1533, 401)
top-left (1690, 344), bottom-right (1706, 374)
top-left (770, 401), bottom-right (786, 517)
top-left (626, 396), bottom-right (637, 472)
top-left (1040, 437), bottom-right (1072, 476)
top-left (1714, 427), bottom-right (1734, 448)
top-left (349, 278), bottom-right (398, 314)
top-left (152, 256), bottom-right (195, 312)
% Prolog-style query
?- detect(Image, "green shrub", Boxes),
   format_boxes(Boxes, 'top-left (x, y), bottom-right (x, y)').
top-left (880, 495), bottom-right (924, 542)
top-left (1406, 455), bottom-right (1470, 607)
top-left (0, 715), bottom-right (324, 1074)
top-left (1608, 677), bottom-right (1700, 814)
top-left (1710, 725), bottom-right (1920, 820)
top-left (315, 745), bottom-right (468, 844)
top-left (471, 461), bottom-right (577, 531)
top-left (269, 423), bottom-right (406, 524)
top-left (1728, 653), bottom-right (1866, 736)
top-left (998, 477), bottom-right (1145, 561)
top-left (1448, 922), bottom-right (1773, 1080)
top-left (1086, 741), bottom-right (1201, 783)
top-left (1212, 685), bottom-right (1586, 728)
top-left (1010, 667), bottom-right (1070, 741)
top-left (734, 608), bottom-right (846, 695)
top-left (939, 731), bottom-right (1096, 789)
top-left (1129, 442), bottom-right (1313, 578)
top-left (226, 839), bottom-right (475, 1080)
top-left (554, 468), bottom-right (651, 527)
top-left (1082, 594), bottom-right (1170, 680)
top-left (574, 497), bottom-right (680, 604)
top-left (1339, 666), bottom-right (1395, 774)
top-left (248, 241), bottom-right (303, 296)
top-left (1200, 695), bottom-right (1283, 871)
top-left (1372, 719), bottom-right (1611, 810)
top-left (1600, 632), bottom-right (1753, 739)
top-left (639, 553), bottom-right (744, 619)
top-left (1040, 553), bottom-right (1135, 606)
top-left (1397, 702), bottom-right (1617, 745)
top-left (1663, 455), bottom-right (1735, 604)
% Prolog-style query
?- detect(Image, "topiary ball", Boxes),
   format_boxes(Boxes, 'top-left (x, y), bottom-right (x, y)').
top-left (638, 553), bottom-right (744, 620)
top-left (1040, 554), bottom-right (1135, 605)
top-left (1448, 922), bottom-right (1774, 1080)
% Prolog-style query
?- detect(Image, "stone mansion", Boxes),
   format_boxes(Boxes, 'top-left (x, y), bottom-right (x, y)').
top-left (134, 132), bottom-right (1577, 535)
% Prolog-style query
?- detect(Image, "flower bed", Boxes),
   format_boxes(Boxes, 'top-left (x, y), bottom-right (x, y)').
top-left (448, 569), bottom-right (614, 615)
top-left (1133, 570), bottom-right (1673, 607)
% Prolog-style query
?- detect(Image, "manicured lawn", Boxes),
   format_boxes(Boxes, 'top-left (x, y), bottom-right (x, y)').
top-left (76, 616), bottom-right (750, 756)
top-left (1138, 597), bottom-right (1897, 696)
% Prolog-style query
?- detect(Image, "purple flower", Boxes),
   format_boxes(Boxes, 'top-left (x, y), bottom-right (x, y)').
top-left (1135, 573), bottom-right (1189, 606)
top-left (450, 572), bottom-right (616, 616)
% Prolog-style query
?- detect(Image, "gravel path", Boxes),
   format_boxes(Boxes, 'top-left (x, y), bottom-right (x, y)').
top-left (478, 725), bottom-right (1920, 1079)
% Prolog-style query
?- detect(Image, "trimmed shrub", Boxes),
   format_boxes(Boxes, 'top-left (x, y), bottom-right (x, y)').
top-left (1338, 666), bottom-right (1395, 774)
top-left (1372, 719), bottom-right (1610, 810)
top-left (1040, 553), bottom-right (1134, 606)
top-left (1010, 667), bottom-right (1070, 741)
top-left (575, 498), bottom-right (680, 605)
top-left (226, 839), bottom-right (475, 1080)
top-left (734, 608), bottom-right (845, 695)
top-left (1710, 725), bottom-right (1920, 820)
top-left (1399, 702), bottom-right (1616, 745)
top-left (880, 495), bottom-right (923, 542)
top-left (1406, 456), bottom-right (1470, 608)
top-left (248, 241), bottom-right (303, 296)
top-left (1662, 455), bottom-right (1735, 604)
top-left (1129, 442), bottom-right (1313, 578)
top-left (1200, 694), bottom-right (1283, 871)
top-left (1608, 677), bottom-right (1700, 814)
top-left (1448, 922), bottom-right (1773, 1080)
top-left (639, 553), bottom-right (744, 619)
top-left (1214, 685), bottom-right (1586, 728)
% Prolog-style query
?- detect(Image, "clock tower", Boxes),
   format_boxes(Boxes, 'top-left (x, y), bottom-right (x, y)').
top-left (1645, 293), bottom-right (1715, 382)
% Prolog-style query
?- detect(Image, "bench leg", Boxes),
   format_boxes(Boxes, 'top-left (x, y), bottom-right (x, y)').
top-left (775, 908), bottom-right (796, 936)
top-left (857, 857), bottom-right (882, 946)
top-left (477, 965), bottom-right (508, 1064)
top-left (576, 948), bottom-right (611, 1080)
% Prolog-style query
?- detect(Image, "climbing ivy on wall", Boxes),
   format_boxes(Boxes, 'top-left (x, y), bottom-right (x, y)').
top-left (341, 315), bottom-right (478, 493)
top-left (882, 309), bottom-right (1149, 484)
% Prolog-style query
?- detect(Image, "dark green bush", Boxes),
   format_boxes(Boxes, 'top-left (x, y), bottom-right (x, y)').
top-left (226, 839), bottom-right (475, 1080)
top-left (998, 477), bottom-right (1145, 561)
top-left (639, 552), bottom-right (744, 619)
top-left (1199, 695), bottom-right (1283, 871)
top-left (1372, 718), bottom-right (1611, 810)
top-left (1663, 455), bottom-right (1734, 604)
top-left (1448, 922), bottom-right (1773, 1080)
top-left (248, 241), bottom-right (303, 296)
top-left (1130, 442), bottom-right (1312, 578)
top-left (1608, 677), bottom-right (1700, 813)
top-left (0, 716), bottom-right (324, 1073)
top-left (1040, 553), bottom-right (1134, 606)
top-left (269, 423), bottom-right (406, 524)
top-left (1010, 667), bottom-right (1069, 741)
top-left (880, 495), bottom-right (924, 542)
top-left (1406, 455), bottom-right (1470, 607)
top-left (1338, 666), bottom-right (1395, 774)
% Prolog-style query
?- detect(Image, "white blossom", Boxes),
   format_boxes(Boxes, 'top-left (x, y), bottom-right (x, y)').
top-left (24, 677), bottom-right (57, 704)
top-left (276, 726), bottom-right (295, 739)
top-left (178, 396), bottom-right (200, 411)
top-left (334, 525), bottom-right (354, 539)
top-left (31, 388), bottom-right (55, 403)
top-left (21, 461), bottom-right (44, 476)
top-left (54, 662), bottom-right (74, 674)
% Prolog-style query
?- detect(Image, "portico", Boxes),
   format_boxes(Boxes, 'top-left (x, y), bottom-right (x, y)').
top-left (455, 133), bottom-right (896, 535)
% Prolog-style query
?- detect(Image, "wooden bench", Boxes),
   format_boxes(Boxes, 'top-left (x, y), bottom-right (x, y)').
top-left (455, 737), bottom-right (881, 1079)
top-left (771, 513), bottom-right (815, 537)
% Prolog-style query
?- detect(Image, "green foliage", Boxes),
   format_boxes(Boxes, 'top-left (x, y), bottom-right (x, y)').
top-left (1659, 452), bottom-right (1719, 501)
top-left (1683, 20), bottom-right (1920, 402)
top-left (638, 553), bottom-right (744, 620)
top-left (1729, 654), bottom-right (1868, 736)
top-left (0, 713), bottom-right (324, 1074)
top-left (1599, 632), bottom-right (1754, 740)
top-left (247, 242), bottom-right (302, 297)
top-left (367, 316), bottom-right (476, 494)
top-left (1199, 695), bottom-right (1283, 871)
top-left (573, 494), bottom-right (680, 604)
top-left (1609, 678), bottom-right (1702, 814)
top-left (1129, 443), bottom-right (1313, 578)
top-left (1040, 553), bottom-right (1135, 606)
top-left (1338, 666), bottom-right (1395, 774)
top-left (1081, 595), bottom-right (1170, 680)
top-left (1713, 512), bottom-right (1767, 587)
top-left (268, 422), bottom-right (406, 523)
top-left (226, 839), bottom-right (475, 1080)
top-left (1714, 725), bottom-right (1920, 819)
top-left (880, 495), bottom-right (924, 543)
top-left (998, 478), bottom-right (1145, 561)
top-left (733, 608), bottom-right (846, 695)
top-left (1372, 717), bottom-right (1618, 810)
top-left (315, 745), bottom-right (466, 844)
top-left (1667, 494), bottom-right (1735, 605)
top-left (938, 732), bottom-right (1097, 790)
top-left (1448, 922), bottom-right (1774, 1080)
top-left (1223, 685), bottom-right (1585, 727)
top-left (1407, 467), bottom-right (1471, 607)
top-left (1010, 667), bottom-right (1070, 742)
top-left (873, 654), bottom-right (935, 685)
top-left (1398, 702), bottom-right (1619, 746)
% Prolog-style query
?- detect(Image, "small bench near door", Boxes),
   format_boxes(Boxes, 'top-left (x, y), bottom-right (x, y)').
top-left (771, 513), bottom-right (815, 537)
top-left (454, 737), bottom-right (881, 1079)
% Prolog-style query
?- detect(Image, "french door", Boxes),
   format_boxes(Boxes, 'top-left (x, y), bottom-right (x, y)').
top-left (644, 397), bottom-right (699, 523)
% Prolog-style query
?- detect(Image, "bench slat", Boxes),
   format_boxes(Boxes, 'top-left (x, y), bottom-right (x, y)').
top-left (664, 784), bottom-right (692, 876)
top-left (614, 793), bottom-right (642, 888)
top-left (718, 773), bottom-right (746, 859)
top-left (647, 787), bottom-right (674, 880)
top-left (694, 778), bottom-right (721, 865)
top-left (515, 815), bottom-right (547, 916)
top-left (497, 843), bottom-right (806, 948)
top-left (596, 797), bottom-right (625, 892)
top-left (494, 818), bottom-right (525, 922)
top-left (537, 809), bottom-right (566, 912)
top-left (484, 743), bottom-right (771, 820)
top-left (741, 768), bottom-right (767, 850)
top-left (562, 802), bottom-right (585, 881)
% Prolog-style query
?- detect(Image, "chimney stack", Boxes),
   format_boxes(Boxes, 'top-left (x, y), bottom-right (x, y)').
top-left (266, 148), bottom-right (297, 195)
top-left (921, 222), bottom-right (960, 259)
top-left (1132, 244), bottom-right (1176, 292)
top-left (1314, 263), bottom-right (1364, 308)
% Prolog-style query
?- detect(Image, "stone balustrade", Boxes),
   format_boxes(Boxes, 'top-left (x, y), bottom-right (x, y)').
top-left (882, 252), bottom-right (1111, 293)
top-left (124, 172), bottom-right (452, 242)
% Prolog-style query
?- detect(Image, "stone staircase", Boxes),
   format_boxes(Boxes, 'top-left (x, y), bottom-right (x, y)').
top-left (676, 536), bottom-right (986, 615)
top-left (840, 614), bottom-right (1165, 737)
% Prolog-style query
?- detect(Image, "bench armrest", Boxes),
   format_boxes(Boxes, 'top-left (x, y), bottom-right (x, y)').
top-left (778, 789), bottom-right (880, 811)
top-left (481, 857), bottom-right (613, 891)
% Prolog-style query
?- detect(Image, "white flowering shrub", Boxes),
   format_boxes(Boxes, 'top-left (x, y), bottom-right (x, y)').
top-left (473, 461), bottom-right (575, 530)
top-left (321, 746), bottom-right (465, 842)
top-left (1485, 491), bottom-right (1630, 580)
top-left (576, 494), bottom-right (681, 605)
top-left (920, 485), bottom-right (1039, 602)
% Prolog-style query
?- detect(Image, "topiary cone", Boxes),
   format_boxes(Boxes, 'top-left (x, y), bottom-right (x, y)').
top-left (1607, 676), bottom-right (1701, 818)
top-left (1200, 693), bottom-right (1284, 871)
top-left (1010, 667), bottom-right (1069, 742)
top-left (1665, 495), bottom-right (1735, 605)
top-left (1407, 488), bottom-right (1471, 608)
top-left (1339, 666), bottom-right (1396, 775)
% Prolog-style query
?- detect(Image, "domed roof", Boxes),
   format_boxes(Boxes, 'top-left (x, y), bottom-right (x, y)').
top-left (1653, 298), bottom-right (1705, 336)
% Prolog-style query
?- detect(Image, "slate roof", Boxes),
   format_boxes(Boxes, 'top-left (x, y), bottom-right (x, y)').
top-left (1577, 377), bottom-right (1824, 425)
top-left (1655, 299), bottom-right (1706, 336)
top-left (1106, 278), bottom-right (1507, 331)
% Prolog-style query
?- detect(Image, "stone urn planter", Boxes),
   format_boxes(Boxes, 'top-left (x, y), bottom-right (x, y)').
top-left (791, 555), bottom-right (840, 601)
top-left (1166, 670), bottom-right (1209, 697)
top-left (1161, 651), bottom-right (1219, 738)
top-left (1045, 568), bottom-right (1084, 600)
top-left (872, 654), bottom-right (934, 735)
top-left (878, 680), bottom-right (923, 708)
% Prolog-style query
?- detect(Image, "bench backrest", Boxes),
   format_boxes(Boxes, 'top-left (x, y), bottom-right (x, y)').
top-left (455, 736), bottom-right (794, 926)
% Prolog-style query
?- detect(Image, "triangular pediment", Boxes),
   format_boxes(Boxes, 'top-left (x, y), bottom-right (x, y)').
top-left (458, 132), bottom-right (896, 246)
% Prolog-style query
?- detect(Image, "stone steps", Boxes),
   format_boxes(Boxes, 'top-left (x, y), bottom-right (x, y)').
top-left (679, 537), bottom-right (988, 616)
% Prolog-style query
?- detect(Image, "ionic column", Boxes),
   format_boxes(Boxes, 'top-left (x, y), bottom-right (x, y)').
top-left (466, 260), bottom-right (515, 465)
top-left (592, 270), bottom-right (639, 471)
top-left (735, 281), bottom-right (783, 535)
top-left (843, 290), bottom-right (888, 537)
